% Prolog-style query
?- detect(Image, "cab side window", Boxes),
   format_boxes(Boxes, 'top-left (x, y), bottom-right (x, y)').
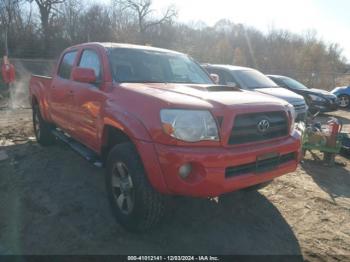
top-left (210, 68), bottom-right (238, 86)
top-left (78, 49), bottom-right (102, 81)
top-left (275, 78), bottom-right (288, 88)
top-left (57, 51), bottom-right (78, 79)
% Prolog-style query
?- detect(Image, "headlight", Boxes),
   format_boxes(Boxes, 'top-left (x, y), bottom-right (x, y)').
top-left (285, 103), bottom-right (295, 132)
top-left (308, 94), bottom-right (325, 102)
top-left (160, 109), bottom-right (219, 142)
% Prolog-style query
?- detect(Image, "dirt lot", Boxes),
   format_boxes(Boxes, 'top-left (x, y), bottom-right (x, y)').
top-left (0, 105), bottom-right (350, 261)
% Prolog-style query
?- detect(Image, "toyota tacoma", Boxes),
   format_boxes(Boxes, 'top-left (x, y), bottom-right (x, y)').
top-left (29, 43), bottom-right (301, 232)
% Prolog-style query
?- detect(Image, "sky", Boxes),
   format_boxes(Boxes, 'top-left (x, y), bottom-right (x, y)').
top-left (136, 0), bottom-right (350, 62)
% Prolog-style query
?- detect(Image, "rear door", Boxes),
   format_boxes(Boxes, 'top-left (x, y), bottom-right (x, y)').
top-left (50, 50), bottom-right (78, 132)
top-left (69, 48), bottom-right (106, 151)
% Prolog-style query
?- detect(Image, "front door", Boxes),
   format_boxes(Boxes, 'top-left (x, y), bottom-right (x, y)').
top-left (69, 48), bottom-right (106, 151)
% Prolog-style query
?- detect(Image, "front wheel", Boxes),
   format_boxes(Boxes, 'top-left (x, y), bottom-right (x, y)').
top-left (33, 104), bottom-right (55, 146)
top-left (105, 143), bottom-right (165, 232)
top-left (338, 95), bottom-right (350, 108)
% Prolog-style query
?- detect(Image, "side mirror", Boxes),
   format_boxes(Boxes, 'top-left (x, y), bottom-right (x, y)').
top-left (72, 67), bottom-right (97, 84)
top-left (210, 73), bottom-right (220, 84)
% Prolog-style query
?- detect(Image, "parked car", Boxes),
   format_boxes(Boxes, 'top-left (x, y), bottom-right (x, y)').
top-left (203, 64), bottom-right (308, 122)
top-left (268, 75), bottom-right (339, 113)
top-left (331, 85), bottom-right (350, 108)
top-left (29, 43), bottom-right (301, 232)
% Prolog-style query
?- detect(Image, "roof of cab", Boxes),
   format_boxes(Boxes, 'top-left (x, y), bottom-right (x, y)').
top-left (67, 42), bottom-right (183, 55)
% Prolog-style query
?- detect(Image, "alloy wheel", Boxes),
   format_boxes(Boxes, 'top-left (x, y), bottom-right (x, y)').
top-left (111, 162), bottom-right (135, 215)
top-left (339, 95), bottom-right (350, 108)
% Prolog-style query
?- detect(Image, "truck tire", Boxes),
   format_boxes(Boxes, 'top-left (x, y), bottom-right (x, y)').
top-left (105, 143), bottom-right (165, 232)
top-left (32, 105), bottom-right (55, 146)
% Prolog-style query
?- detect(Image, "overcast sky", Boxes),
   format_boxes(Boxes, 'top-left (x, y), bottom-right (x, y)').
top-left (102, 0), bottom-right (350, 61)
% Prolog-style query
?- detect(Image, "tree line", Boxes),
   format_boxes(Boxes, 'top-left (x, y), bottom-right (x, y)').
top-left (0, 0), bottom-right (348, 89)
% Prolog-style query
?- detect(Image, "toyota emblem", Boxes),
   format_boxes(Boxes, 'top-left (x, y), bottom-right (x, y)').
top-left (257, 119), bottom-right (270, 133)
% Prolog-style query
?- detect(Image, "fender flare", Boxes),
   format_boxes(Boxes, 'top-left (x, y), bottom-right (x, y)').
top-left (101, 110), bottom-right (152, 142)
top-left (30, 84), bottom-right (51, 122)
top-left (101, 109), bottom-right (170, 194)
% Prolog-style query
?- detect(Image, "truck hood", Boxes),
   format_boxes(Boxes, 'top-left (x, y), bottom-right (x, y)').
top-left (255, 87), bottom-right (305, 104)
top-left (306, 88), bottom-right (333, 96)
top-left (119, 83), bottom-right (289, 108)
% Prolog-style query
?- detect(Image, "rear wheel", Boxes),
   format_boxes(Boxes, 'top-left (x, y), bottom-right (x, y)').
top-left (33, 104), bottom-right (55, 146)
top-left (105, 143), bottom-right (165, 232)
top-left (338, 95), bottom-right (350, 108)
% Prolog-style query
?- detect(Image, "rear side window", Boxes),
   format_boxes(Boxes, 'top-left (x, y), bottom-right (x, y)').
top-left (58, 51), bottom-right (77, 79)
top-left (79, 49), bottom-right (102, 81)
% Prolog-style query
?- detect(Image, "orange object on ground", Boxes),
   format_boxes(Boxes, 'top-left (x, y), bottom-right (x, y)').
top-left (327, 118), bottom-right (342, 147)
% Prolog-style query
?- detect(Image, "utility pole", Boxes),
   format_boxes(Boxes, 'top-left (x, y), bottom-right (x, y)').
top-left (4, 29), bottom-right (8, 57)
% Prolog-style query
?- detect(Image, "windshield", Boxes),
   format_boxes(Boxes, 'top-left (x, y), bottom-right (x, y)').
top-left (234, 70), bottom-right (278, 89)
top-left (108, 48), bottom-right (213, 84)
top-left (281, 77), bottom-right (309, 90)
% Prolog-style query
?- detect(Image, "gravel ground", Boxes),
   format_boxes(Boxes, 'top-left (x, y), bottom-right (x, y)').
top-left (0, 107), bottom-right (349, 261)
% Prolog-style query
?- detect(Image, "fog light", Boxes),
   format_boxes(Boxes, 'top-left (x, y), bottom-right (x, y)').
top-left (179, 163), bottom-right (192, 179)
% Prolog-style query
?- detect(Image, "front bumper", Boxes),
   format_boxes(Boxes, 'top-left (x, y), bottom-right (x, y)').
top-left (309, 101), bottom-right (338, 112)
top-left (139, 131), bottom-right (301, 197)
top-left (307, 96), bottom-right (339, 113)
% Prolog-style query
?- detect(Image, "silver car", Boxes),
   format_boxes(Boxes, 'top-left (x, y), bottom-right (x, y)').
top-left (204, 64), bottom-right (308, 121)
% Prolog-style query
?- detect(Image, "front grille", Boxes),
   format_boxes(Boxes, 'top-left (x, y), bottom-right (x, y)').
top-left (228, 111), bottom-right (289, 145)
top-left (225, 152), bottom-right (296, 178)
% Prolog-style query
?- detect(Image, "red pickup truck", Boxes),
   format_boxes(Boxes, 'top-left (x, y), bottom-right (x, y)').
top-left (29, 42), bottom-right (301, 232)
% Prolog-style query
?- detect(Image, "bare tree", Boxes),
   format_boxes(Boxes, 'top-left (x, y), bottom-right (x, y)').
top-left (28, 0), bottom-right (65, 52)
top-left (59, 0), bottom-right (82, 43)
top-left (0, 0), bottom-right (347, 88)
top-left (0, 0), bottom-right (23, 55)
top-left (111, 0), bottom-right (138, 42)
top-left (80, 4), bottom-right (113, 43)
top-left (116, 0), bottom-right (177, 43)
